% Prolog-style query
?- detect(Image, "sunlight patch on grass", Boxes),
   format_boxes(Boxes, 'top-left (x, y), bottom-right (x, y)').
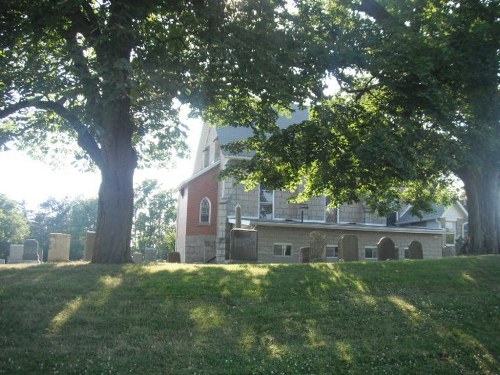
top-left (452, 329), bottom-right (498, 373)
top-left (335, 341), bottom-right (354, 363)
top-left (357, 294), bottom-right (377, 307)
top-left (239, 327), bottom-right (257, 351)
top-left (49, 296), bottom-right (83, 334)
top-left (260, 334), bottom-right (287, 359)
top-left (190, 305), bottom-right (226, 332)
top-left (305, 321), bottom-right (327, 348)
top-left (94, 275), bottom-right (123, 305)
top-left (388, 296), bottom-right (422, 323)
top-left (460, 272), bottom-right (477, 284)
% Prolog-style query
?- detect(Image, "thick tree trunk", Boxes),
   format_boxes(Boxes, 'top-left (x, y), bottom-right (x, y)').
top-left (92, 114), bottom-right (137, 263)
top-left (459, 168), bottom-right (500, 255)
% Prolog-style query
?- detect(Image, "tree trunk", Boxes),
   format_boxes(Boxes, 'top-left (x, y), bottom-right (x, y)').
top-left (92, 122), bottom-right (137, 264)
top-left (459, 168), bottom-right (500, 255)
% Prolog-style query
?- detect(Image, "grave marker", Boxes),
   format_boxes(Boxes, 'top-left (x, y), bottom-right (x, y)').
top-left (378, 237), bottom-right (396, 260)
top-left (9, 244), bottom-right (24, 264)
top-left (339, 235), bottom-right (359, 261)
top-left (408, 240), bottom-right (423, 259)
top-left (230, 228), bottom-right (258, 262)
top-left (23, 239), bottom-right (40, 262)
top-left (309, 231), bottom-right (326, 262)
top-left (47, 233), bottom-right (71, 262)
top-left (85, 231), bottom-right (96, 261)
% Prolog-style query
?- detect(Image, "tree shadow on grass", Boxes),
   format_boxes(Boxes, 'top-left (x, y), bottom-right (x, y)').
top-left (0, 257), bottom-right (498, 374)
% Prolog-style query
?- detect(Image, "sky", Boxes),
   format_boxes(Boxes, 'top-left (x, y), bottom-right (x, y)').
top-left (0, 115), bottom-right (203, 209)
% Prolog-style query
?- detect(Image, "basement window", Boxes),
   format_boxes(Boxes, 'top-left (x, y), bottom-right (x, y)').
top-left (273, 243), bottom-right (292, 257)
top-left (364, 246), bottom-right (378, 260)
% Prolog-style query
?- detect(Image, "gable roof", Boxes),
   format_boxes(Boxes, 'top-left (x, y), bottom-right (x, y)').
top-left (396, 203), bottom-right (445, 225)
top-left (216, 108), bottom-right (309, 157)
top-left (396, 202), bottom-right (468, 225)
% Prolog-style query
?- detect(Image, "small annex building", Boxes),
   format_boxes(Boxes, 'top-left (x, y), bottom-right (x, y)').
top-left (175, 110), bottom-right (467, 263)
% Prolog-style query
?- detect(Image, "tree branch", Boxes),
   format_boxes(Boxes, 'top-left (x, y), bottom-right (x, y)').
top-left (359, 0), bottom-right (393, 22)
top-left (0, 99), bottom-right (103, 167)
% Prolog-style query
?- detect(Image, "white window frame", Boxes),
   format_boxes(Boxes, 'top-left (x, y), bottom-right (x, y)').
top-left (462, 222), bottom-right (469, 239)
top-left (203, 147), bottom-right (210, 168)
top-left (199, 197), bottom-right (211, 224)
top-left (326, 245), bottom-right (339, 259)
top-left (259, 185), bottom-right (274, 220)
top-left (364, 246), bottom-right (378, 260)
top-left (445, 221), bottom-right (456, 246)
top-left (273, 243), bottom-right (292, 257)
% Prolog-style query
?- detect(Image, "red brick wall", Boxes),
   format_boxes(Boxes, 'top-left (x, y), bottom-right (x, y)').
top-left (185, 166), bottom-right (219, 236)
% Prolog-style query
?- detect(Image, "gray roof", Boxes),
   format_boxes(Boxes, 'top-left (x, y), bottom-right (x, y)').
top-left (396, 203), bottom-right (445, 225)
top-left (216, 108), bottom-right (309, 156)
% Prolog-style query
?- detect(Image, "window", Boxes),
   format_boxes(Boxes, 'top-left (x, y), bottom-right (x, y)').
top-left (199, 198), bottom-right (211, 224)
top-left (364, 246), bottom-right (378, 260)
top-left (463, 222), bottom-right (469, 239)
top-left (259, 185), bottom-right (273, 219)
top-left (274, 243), bottom-right (292, 257)
top-left (445, 221), bottom-right (456, 246)
top-left (404, 247), bottom-right (409, 259)
top-left (214, 141), bottom-right (221, 161)
top-left (203, 147), bottom-right (210, 168)
top-left (326, 245), bottom-right (339, 258)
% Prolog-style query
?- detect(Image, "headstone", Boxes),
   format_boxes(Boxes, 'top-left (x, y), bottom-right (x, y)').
top-left (235, 204), bottom-right (242, 229)
top-left (9, 244), bottom-right (24, 263)
top-left (230, 228), bottom-right (258, 262)
top-left (339, 234), bottom-right (359, 261)
top-left (23, 239), bottom-right (40, 262)
top-left (309, 231), bottom-right (326, 262)
top-left (378, 237), bottom-right (396, 260)
top-left (144, 247), bottom-right (157, 262)
top-left (299, 247), bottom-right (311, 263)
top-left (132, 252), bottom-right (144, 264)
top-left (47, 233), bottom-right (71, 262)
top-left (84, 231), bottom-right (96, 261)
top-left (167, 252), bottom-right (181, 263)
top-left (408, 240), bottom-right (423, 259)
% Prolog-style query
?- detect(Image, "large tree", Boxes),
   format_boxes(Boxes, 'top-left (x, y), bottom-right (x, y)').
top-left (0, 1), bottom-right (322, 262)
top-left (223, 0), bottom-right (499, 254)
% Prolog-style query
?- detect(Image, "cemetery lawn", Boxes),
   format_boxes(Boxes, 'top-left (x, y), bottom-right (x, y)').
top-left (0, 256), bottom-right (499, 375)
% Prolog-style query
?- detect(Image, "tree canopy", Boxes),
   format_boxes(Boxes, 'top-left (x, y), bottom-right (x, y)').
top-left (223, 0), bottom-right (499, 254)
top-left (0, 0), bottom-right (323, 262)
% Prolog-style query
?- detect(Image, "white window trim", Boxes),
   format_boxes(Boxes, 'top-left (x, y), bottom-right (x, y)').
top-left (445, 221), bottom-right (457, 246)
top-left (364, 246), bottom-right (378, 260)
top-left (326, 244), bottom-right (339, 259)
top-left (202, 147), bottom-right (210, 168)
top-left (273, 243), bottom-right (292, 257)
top-left (259, 185), bottom-right (274, 220)
top-left (199, 197), bottom-right (211, 225)
top-left (462, 222), bottom-right (469, 238)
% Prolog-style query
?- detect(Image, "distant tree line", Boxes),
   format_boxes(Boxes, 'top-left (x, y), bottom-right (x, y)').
top-left (0, 179), bottom-right (176, 261)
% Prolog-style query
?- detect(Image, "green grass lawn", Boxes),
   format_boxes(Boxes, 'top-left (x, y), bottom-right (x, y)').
top-left (0, 256), bottom-right (499, 374)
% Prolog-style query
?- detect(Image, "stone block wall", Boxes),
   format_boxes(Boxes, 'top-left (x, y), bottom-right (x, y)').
top-left (255, 224), bottom-right (444, 263)
top-left (184, 234), bottom-right (217, 263)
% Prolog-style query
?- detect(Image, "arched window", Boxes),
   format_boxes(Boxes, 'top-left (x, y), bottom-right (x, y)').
top-left (199, 198), bottom-right (211, 224)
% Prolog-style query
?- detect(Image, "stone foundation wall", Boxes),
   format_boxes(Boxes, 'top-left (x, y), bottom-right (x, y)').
top-left (184, 234), bottom-right (217, 263)
top-left (255, 224), bottom-right (444, 263)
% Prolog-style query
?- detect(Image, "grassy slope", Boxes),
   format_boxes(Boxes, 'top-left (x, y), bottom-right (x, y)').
top-left (0, 256), bottom-right (498, 375)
